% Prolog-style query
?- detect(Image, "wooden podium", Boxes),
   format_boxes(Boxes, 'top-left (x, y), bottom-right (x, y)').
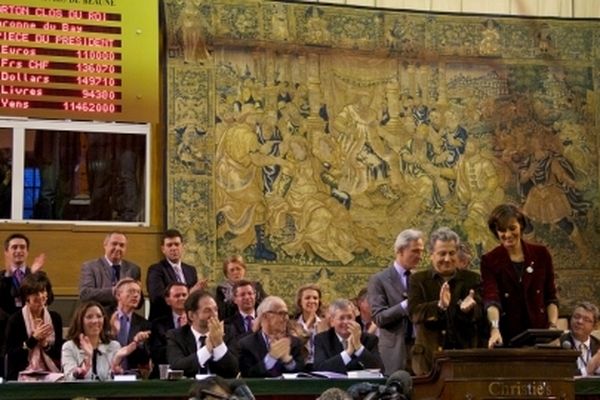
top-left (413, 348), bottom-right (579, 400)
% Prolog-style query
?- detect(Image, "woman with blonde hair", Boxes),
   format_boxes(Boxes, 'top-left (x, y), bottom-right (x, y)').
top-left (216, 255), bottom-right (267, 320)
top-left (290, 284), bottom-right (329, 370)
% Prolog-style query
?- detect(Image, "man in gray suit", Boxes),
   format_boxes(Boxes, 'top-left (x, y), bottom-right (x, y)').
top-left (79, 231), bottom-right (141, 313)
top-left (368, 229), bottom-right (424, 375)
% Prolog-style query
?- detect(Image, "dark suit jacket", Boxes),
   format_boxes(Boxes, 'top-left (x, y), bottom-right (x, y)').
top-left (146, 259), bottom-right (198, 321)
top-left (224, 311), bottom-right (253, 341)
top-left (559, 332), bottom-right (600, 376)
top-left (313, 328), bottom-right (382, 373)
top-left (216, 281), bottom-right (267, 320)
top-left (367, 264), bottom-right (411, 374)
top-left (150, 314), bottom-right (176, 370)
top-left (80, 258), bottom-right (141, 313)
top-left (121, 312), bottom-right (152, 370)
top-left (238, 331), bottom-right (304, 377)
top-left (481, 241), bottom-right (558, 343)
top-left (0, 267), bottom-right (31, 316)
top-left (5, 310), bottom-right (63, 380)
top-left (408, 268), bottom-right (483, 376)
top-left (166, 324), bottom-right (239, 378)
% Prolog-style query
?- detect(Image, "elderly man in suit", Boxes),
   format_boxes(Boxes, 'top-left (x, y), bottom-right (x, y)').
top-left (238, 296), bottom-right (304, 377)
top-left (368, 229), bottom-right (424, 375)
top-left (408, 227), bottom-right (483, 376)
top-left (314, 298), bottom-right (382, 373)
top-left (560, 301), bottom-right (600, 376)
top-left (79, 232), bottom-right (141, 313)
top-left (166, 290), bottom-right (239, 378)
top-left (111, 278), bottom-right (151, 373)
top-left (0, 233), bottom-right (45, 315)
top-left (147, 229), bottom-right (207, 321)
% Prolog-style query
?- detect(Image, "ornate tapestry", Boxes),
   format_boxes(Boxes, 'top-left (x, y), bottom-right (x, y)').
top-left (164, 0), bottom-right (600, 312)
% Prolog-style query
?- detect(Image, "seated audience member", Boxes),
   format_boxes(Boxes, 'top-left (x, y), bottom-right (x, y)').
top-left (1, 233), bottom-right (45, 315)
top-left (150, 282), bottom-right (189, 377)
top-left (110, 278), bottom-right (151, 373)
top-left (166, 290), bottom-right (239, 378)
top-left (147, 229), bottom-right (207, 321)
top-left (355, 288), bottom-right (378, 336)
top-left (224, 280), bottom-right (257, 341)
top-left (79, 232), bottom-right (142, 314)
top-left (5, 271), bottom-right (62, 381)
top-left (290, 283), bottom-right (328, 370)
top-left (238, 296), bottom-right (304, 377)
top-left (216, 255), bottom-right (267, 320)
top-left (62, 301), bottom-right (139, 381)
top-left (560, 301), bottom-right (600, 376)
top-left (408, 227), bottom-right (483, 376)
top-left (314, 298), bottom-right (383, 374)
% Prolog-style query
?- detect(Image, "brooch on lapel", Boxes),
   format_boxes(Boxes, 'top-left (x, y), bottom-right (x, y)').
top-left (526, 261), bottom-right (534, 274)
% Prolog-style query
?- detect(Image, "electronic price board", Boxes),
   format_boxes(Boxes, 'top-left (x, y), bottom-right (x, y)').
top-left (0, 0), bottom-right (158, 123)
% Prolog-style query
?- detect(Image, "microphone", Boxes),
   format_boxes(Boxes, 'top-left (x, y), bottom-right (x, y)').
top-left (386, 370), bottom-right (413, 400)
top-left (347, 382), bottom-right (383, 400)
top-left (562, 340), bottom-right (574, 350)
top-left (229, 379), bottom-right (255, 400)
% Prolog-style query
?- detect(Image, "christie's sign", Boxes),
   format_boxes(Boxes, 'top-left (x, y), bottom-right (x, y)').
top-left (488, 381), bottom-right (552, 397)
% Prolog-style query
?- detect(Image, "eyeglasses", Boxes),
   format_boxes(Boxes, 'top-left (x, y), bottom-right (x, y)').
top-left (266, 310), bottom-right (289, 318)
top-left (572, 313), bottom-right (595, 324)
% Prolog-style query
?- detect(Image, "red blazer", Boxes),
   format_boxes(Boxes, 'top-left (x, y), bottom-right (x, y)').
top-left (481, 241), bottom-right (558, 344)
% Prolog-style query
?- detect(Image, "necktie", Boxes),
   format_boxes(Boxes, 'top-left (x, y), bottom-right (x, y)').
top-left (14, 268), bottom-right (25, 285)
top-left (117, 314), bottom-right (129, 346)
top-left (244, 315), bottom-right (254, 332)
top-left (177, 314), bottom-right (187, 328)
top-left (112, 264), bottom-right (121, 285)
top-left (173, 265), bottom-right (184, 283)
top-left (404, 269), bottom-right (413, 341)
top-left (580, 343), bottom-right (589, 367)
top-left (198, 336), bottom-right (208, 374)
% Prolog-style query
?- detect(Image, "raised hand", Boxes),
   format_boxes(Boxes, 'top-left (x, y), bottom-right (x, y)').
top-left (438, 281), bottom-right (451, 310)
top-left (460, 289), bottom-right (476, 313)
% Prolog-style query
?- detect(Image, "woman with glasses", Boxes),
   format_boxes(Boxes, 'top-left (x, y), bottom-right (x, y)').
top-left (4, 271), bottom-right (63, 381)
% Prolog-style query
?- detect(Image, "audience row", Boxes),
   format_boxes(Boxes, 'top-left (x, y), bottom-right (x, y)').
top-left (0, 203), bottom-right (598, 382)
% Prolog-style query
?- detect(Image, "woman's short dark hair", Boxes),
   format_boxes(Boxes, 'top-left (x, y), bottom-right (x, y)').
top-left (487, 203), bottom-right (527, 239)
top-left (20, 270), bottom-right (54, 305)
top-left (66, 301), bottom-right (111, 346)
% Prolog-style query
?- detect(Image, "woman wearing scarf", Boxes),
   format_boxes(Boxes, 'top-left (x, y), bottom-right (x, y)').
top-left (5, 271), bottom-right (63, 380)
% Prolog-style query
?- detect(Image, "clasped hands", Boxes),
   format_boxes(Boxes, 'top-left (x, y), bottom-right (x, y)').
top-left (204, 316), bottom-right (224, 353)
top-left (342, 320), bottom-right (363, 356)
top-left (268, 335), bottom-right (293, 364)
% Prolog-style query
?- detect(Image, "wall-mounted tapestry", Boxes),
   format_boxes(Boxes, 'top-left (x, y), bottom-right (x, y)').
top-left (163, 0), bottom-right (599, 311)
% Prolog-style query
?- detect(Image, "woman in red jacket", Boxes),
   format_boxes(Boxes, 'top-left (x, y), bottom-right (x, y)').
top-left (481, 203), bottom-right (559, 348)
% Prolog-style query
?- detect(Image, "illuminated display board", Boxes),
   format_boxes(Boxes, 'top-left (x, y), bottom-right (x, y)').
top-left (0, 0), bottom-right (158, 122)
